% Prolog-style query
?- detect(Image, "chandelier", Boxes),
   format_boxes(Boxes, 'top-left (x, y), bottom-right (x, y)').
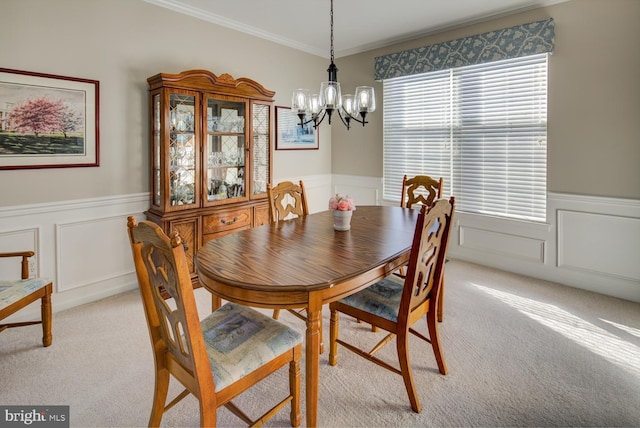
top-left (291, 0), bottom-right (376, 130)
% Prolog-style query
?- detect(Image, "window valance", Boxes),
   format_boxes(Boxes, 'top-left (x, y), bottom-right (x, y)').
top-left (374, 18), bottom-right (554, 81)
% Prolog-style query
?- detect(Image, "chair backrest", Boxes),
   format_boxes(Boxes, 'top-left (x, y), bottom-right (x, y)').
top-left (399, 197), bottom-right (455, 322)
top-left (126, 217), bottom-right (215, 395)
top-left (400, 175), bottom-right (444, 209)
top-left (267, 180), bottom-right (310, 223)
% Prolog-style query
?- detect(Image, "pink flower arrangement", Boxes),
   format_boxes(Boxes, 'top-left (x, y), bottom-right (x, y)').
top-left (329, 194), bottom-right (356, 211)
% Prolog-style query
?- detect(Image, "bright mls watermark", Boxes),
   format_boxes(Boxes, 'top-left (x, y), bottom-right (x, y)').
top-left (0, 406), bottom-right (69, 428)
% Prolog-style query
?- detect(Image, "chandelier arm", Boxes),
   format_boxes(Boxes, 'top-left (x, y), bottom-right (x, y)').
top-left (298, 111), bottom-right (327, 129)
top-left (342, 110), bottom-right (368, 126)
top-left (336, 110), bottom-right (352, 130)
top-left (313, 110), bottom-right (327, 129)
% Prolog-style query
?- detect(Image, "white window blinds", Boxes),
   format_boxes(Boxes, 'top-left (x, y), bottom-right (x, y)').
top-left (383, 53), bottom-right (548, 222)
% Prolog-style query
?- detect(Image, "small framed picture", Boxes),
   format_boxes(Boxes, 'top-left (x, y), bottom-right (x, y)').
top-left (275, 106), bottom-right (319, 150)
top-left (0, 68), bottom-right (99, 170)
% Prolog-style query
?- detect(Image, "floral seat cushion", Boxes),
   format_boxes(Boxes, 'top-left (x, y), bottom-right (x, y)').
top-left (338, 275), bottom-right (405, 323)
top-left (0, 278), bottom-right (51, 311)
top-left (200, 302), bottom-right (303, 392)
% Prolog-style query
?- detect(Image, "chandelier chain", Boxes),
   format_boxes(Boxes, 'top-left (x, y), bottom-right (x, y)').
top-left (330, 0), bottom-right (334, 62)
top-left (291, 0), bottom-right (375, 130)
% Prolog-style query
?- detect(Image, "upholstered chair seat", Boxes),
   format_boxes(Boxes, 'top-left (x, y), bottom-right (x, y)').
top-left (0, 278), bottom-right (51, 310)
top-left (0, 251), bottom-right (53, 347)
top-left (201, 302), bottom-right (303, 392)
top-left (335, 276), bottom-right (404, 323)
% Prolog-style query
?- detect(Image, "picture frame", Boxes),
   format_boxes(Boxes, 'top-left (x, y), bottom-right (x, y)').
top-left (275, 106), bottom-right (319, 150)
top-left (0, 68), bottom-right (99, 170)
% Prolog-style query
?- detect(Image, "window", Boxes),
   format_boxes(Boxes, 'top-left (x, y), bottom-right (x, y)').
top-left (383, 53), bottom-right (548, 222)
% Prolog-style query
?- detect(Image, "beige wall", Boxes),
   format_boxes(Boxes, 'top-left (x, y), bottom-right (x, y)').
top-left (0, 0), bottom-right (332, 207)
top-left (334, 0), bottom-right (640, 200)
top-left (2, 0), bottom-right (639, 207)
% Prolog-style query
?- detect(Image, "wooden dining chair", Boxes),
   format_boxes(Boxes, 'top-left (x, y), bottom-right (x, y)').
top-left (267, 180), bottom-right (310, 223)
top-left (127, 217), bottom-right (302, 427)
top-left (0, 251), bottom-right (52, 347)
top-left (329, 197), bottom-right (455, 413)
top-left (400, 174), bottom-right (443, 209)
top-left (399, 174), bottom-right (447, 323)
top-left (267, 180), bottom-right (311, 323)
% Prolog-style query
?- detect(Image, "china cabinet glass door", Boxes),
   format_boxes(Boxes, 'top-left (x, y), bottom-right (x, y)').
top-left (251, 102), bottom-right (270, 196)
top-left (152, 93), bottom-right (161, 207)
top-left (204, 96), bottom-right (247, 205)
top-left (168, 92), bottom-right (198, 209)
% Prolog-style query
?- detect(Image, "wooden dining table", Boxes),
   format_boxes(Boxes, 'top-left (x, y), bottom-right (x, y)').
top-left (195, 205), bottom-right (419, 427)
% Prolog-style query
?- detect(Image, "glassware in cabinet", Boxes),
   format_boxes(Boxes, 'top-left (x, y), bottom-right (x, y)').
top-left (204, 97), bottom-right (247, 204)
top-left (168, 93), bottom-right (197, 208)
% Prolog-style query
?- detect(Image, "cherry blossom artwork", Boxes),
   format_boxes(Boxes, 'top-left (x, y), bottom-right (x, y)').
top-left (0, 68), bottom-right (99, 169)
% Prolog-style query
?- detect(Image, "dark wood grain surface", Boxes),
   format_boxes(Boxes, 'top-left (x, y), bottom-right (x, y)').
top-left (196, 206), bottom-right (419, 291)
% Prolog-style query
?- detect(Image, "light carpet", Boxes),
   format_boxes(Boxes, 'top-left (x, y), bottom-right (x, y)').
top-left (1, 260), bottom-right (639, 427)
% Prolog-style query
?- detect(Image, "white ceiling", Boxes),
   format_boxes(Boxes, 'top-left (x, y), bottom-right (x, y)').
top-left (145, 0), bottom-right (565, 58)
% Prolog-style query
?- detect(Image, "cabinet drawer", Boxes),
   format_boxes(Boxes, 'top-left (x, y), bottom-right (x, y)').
top-left (203, 208), bottom-right (252, 234)
top-left (203, 224), bottom-right (251, 244)
top-left (254, 204), bottom-right (270, 227)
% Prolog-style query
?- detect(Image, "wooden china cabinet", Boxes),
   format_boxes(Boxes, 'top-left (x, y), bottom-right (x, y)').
top-left (145, 69), bottom-right (274, 287)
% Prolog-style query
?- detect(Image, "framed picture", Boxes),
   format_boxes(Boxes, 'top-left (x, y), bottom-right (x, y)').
top-left (275, 106), bottom-right (319, 150)
top-left (0, 68), bottom-right (99, 170)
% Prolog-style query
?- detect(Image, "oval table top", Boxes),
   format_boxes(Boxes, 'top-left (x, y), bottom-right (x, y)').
top-left (195, 205), bottom-right (419, 293)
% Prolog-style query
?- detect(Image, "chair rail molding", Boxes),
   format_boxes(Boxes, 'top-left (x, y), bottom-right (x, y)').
top-left (1, 184), bottom-right (638, 324)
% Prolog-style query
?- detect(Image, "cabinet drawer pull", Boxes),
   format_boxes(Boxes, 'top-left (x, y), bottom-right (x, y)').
top-left (220, 216), bottom-right (238, 225)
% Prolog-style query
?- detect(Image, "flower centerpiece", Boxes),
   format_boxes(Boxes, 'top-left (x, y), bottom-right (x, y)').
top-left (329, 194), bottom-right (355, 231)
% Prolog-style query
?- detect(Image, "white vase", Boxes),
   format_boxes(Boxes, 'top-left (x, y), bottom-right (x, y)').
top-left (332, 209), bottom-right (352, 231)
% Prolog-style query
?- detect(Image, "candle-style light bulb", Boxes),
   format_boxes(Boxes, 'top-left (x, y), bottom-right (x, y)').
top-left (341, 94), bottom-right (356, 117)
top-left (320, 81), bottom-right (342, 110)
top-left (355, 86), bottom-right (376, 113)
top-left (292, 89), bottom-right (310, 115)
top-left (309, 94), bottom-right (322, 116)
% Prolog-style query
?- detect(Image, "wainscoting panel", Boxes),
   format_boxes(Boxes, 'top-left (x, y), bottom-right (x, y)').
top-left (0, 227), bottom-right (40, 278)
top-left (331, 174), bottom-right (382, 206)
top-left (56, 215), bottom-right (139, 292)
top-left (0, 194), bottom-right (149, 322)
top-left (557, 210), bottom-right (640, 281)
top-left (459, 226), bottom-right (546, 263)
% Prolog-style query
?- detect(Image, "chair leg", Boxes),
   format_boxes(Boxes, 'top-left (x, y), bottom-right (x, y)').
top-left (41, 284), bottom-right (52, 347)
top-left (356, 318), bottom-right (377, 332)
top-left (427, 311), bottom-right (448, 375)
top-left (199, 395), bottom-right (216, 427)
top-left (328, 307), bottom-right (339, 366)
top-left (273, 309), bottom-right (281, 320)
top-left (149, 368), bottom-right (170, 427)
top-left (396, 331), bottom-right (421, 413)
top-left (437, 275), bottom-right (444, 323)
top-left (289, 346), bottom-right (302, 427)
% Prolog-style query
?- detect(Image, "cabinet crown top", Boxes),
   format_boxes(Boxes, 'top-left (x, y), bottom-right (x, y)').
top-left (147, 69), bottom-right (275, 101)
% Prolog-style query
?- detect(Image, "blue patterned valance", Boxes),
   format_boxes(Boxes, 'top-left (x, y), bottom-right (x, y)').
top-left (374, 18), bottom-right (554, 81)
